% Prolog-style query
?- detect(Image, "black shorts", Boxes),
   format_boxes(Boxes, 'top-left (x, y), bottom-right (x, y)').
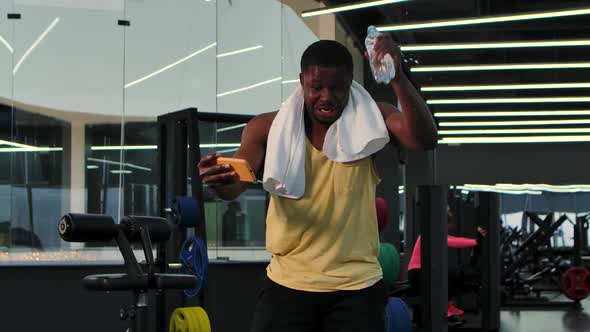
top-left (250, 275), bottom-right (387, 332)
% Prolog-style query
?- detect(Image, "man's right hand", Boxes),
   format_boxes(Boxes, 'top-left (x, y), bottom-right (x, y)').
top-left (198, 153), bottom-right (240, 188)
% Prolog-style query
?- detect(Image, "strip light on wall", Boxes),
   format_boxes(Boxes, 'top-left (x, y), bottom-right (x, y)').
top-left (401, 39), bottom-right (590, 52)
top-left (428, 97), bottom-right (590, 104)
top-left (217, 77), bottom-right (282, 97)
top-left (422, 82), bottom-right (590, 92)
top-left (439, 128), bottom-right (590, 135)
top-left (90, 143), bottom-right (241, 151)
top-left (435, 110), bottom-right (590, 117)
top-left (87, 157), bottom-right (151, 172)
top-left (457, 185), bottom-right (543, 195)
top-left (125, 42), bottom-right (217, 89)
top-left (439, 119), bottom-right (590, 127)
top-left (377, 6), bottom-right (590, 31)
top-left (0, 34), bottom-right (13, 53)
top-left (0, 147), bottom-right (62, 152)
top-left (411, 62), bottom-right (590, 72)
top-left (301, 0), bottom-right (408, 18)
top-left (13, 17), bottom-right (60, 75)
top-left (282, 79), bottom-right (300, 85)
top-left (216, 123), bottom-right (247, 133)
top-left (217, 45), bottom-right (262, 58)
top-left (439, 135), bottom-right (590, 144)
top-left (460, 183), bottom-right (590, 194)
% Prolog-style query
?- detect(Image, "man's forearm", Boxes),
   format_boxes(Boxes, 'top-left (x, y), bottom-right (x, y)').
top-left (391, 72), bottom-right (438, 149)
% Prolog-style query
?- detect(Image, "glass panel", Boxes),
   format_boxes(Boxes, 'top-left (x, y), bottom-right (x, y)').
top-left (4, 1), bottom-right (125, 262)
top-left (0, 0), bottom-right (15, 252)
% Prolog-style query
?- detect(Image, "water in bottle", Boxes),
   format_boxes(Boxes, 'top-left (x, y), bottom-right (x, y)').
top-left (365, 25), bottom-right (396, 84)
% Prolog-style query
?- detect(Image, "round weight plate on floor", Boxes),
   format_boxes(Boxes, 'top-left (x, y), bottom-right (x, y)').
top-left (180, 236), bottom-right (209, 297)
top-left (173, 196), bottom-right (200, 227)
top-left (561, 266), bottom-right (590, 300)
top-left (385, 297), bottom-right (411, 332)
top-left (169, 307), bottom-right (210, 332)
top-left (378, 243), bottom-right (400, 291)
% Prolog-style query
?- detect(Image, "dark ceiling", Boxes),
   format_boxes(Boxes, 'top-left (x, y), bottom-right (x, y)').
top-left (318, 0), bottom-right (590, 144)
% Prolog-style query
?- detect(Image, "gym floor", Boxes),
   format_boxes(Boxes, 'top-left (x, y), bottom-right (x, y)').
top-left (499, 296), bottom-right (590, 332)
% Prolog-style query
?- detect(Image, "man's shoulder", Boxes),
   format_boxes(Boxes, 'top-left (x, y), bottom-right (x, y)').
top-left (247, 111), bottom-right (278, 134)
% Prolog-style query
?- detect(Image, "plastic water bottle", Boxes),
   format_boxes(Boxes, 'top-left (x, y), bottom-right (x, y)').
top-left (365, 25), bottom-right (396, 84)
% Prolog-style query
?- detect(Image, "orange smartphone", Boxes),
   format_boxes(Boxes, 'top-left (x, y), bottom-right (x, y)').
top-left (215, 157), bottom-right (257, 183)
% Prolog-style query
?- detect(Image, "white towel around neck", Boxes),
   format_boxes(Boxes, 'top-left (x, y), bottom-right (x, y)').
top-left (262, 80), bottom-right (389, 199)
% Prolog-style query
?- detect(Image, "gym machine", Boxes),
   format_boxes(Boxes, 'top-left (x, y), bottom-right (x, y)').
top-left (387, 186), bottom-right (500, 332)
top-left (501, 211), bottom-right (590, 310)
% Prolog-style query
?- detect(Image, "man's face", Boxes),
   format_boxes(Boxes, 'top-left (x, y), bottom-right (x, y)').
top-left (300, 65), bottom-right (352, 125)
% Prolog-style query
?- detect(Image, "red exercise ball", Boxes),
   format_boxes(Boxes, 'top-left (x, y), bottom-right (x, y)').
top-left (376, 198), bottom-right (388, 232)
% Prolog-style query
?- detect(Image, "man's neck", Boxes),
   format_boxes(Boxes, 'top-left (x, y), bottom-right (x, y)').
top-left (304, 112), bottom-right (330, 151)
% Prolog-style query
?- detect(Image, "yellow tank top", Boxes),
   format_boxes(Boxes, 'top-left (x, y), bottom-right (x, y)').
top-left (265, 139), bottom-right (383, 292)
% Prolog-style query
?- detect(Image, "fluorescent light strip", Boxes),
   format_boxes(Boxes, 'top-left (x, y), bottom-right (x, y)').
top-left (87, 157), bottom-right (151, 172)
top-left (0, 34), bottom-right (13, 53)
top-left (462, 183), bottom-right (590, 194)
top-left (217, 77), bottom-right (282, 97)
top-left (301, 0), bottom-right (408, 18)
top-left (401, 39), bottom-right (590, 52)
top-left (439, 135), bottom-right (590, 143)
top-left (435, 110), bottom-right (590, 117)
top-left (13, 17), bottom-right (60, 75)
top-left (411, 62), bottom-right (590, 72)
top-left (90, 143), bottom-right (241, 151)
top-left (91, 145), bottom-right (158, 151)
top-left (111, 170), bottom-right (133, 174)
top-left (0, 147), bottom-right (62, 153)
top-left (216, 123), bottom-right (247, 133)
top-left (217, 147), bottom-right (239, 154)
top-left (422, 82), bottom-right (590, 92)
top-left (282, 79), bottom-right (299, 85)
top-left (377, 6), bottom-right (590, 31)
top-left (440, 128), bottom-right (590, 135)
top-left (87, 165), bottom-right (99, 169)
top-left (125, 42), bottom-right (217, 88)
top-left (217, 45), bottom-right (262, 58)
top-left (440, 119), bottom-right (590, 127)
top-left (457, 185), bottom-right (543, 195)
top-left (0, 139), bottom-right (34, 148)
top-left (428, 97), bottom-right (590, 104)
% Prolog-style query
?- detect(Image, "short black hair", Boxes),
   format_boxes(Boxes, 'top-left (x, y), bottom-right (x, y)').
top-left (300, 40), bottom-right (353, 75)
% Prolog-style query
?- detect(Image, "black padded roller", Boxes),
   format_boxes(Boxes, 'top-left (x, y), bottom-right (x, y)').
top-left (121, 216), bottom-right (171, 243)
top-left (58, 213), bottom-right (117, 242)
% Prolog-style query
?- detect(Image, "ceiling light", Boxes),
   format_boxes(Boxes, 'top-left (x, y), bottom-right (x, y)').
top-left (301, 0), bottom-right (408, 18)
top-left (439, 119), bottom-right (590, 127)
top-left (125, 42), bottom-right (217, 89)
top-left (282, 79), bottom-right (299, 85)
top-left (435, 110), bottom-right (590, 117)
top-left (428, 97), bottom-right (590, 104)
top-left (87, 157), bottom-right (151, 172)
top-left (422, 82), bottom-right (590, 92)
top-left (0, 147), bottom-right (63, 153)
top-left (412, 62), bottom-right (590, 72)
top-left (439, 135), bottom-right (590, 143)
top-left (440, 128), bottom-right (590, 135)
top-left (0, 34), bottom-right (13, 53)
top-left (86, 165), bottom-right (99, 169)
top-left (13, 17), bottom-right (60, 75)
top-left (217, 45), bottom-right (263, 58)
top-left (401, 39), bottom-right (590, 52)
top-left (90, 143), bottom-right (241, 150)
top-left (456, 185), bottom-right (543, 195)
top-left (110, 170), bottom-right (133, 174)
top-left (217, 77), bottom-right (282, 97)
top-left (0, 139), bottom-right (34, 148)
top-left (216, 123), bottom-right (247, 133)
top-left (377, 6), bottom-right (590, 31)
